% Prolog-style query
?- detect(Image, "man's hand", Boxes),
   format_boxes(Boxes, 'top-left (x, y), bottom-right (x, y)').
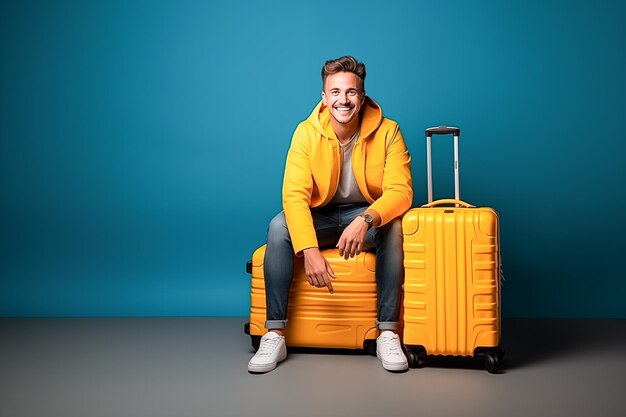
top-left (336, 215), bottom-right (369, 260)
top-left (303, 247), bottom-right (337, 293)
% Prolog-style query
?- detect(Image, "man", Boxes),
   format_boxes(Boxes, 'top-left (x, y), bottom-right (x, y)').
top-left (248, 56), bottom-right (413, 373)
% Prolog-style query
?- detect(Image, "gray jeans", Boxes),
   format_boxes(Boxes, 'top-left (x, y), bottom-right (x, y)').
top-left (264, 203), bottom-right (404, 331)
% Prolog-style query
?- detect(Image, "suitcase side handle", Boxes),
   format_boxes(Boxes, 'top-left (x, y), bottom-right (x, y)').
top-left (425, 125), bottom-right (460, 203)
top-left (421, 199), bottom-right (475, 208)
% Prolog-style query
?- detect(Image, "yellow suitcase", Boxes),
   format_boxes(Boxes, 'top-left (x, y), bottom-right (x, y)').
top-left (244, 245), bottom-right (379, 353)
top-left (402, 126), bottom-right (504, 372)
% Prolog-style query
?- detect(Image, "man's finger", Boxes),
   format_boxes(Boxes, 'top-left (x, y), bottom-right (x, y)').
top-left (351, 242), bottom-right (360, 258)
top-left (327, 263), bottom-right (337, 279)
top-left (320, 272), bottom-right (331, 288)
top-left (346, 241), bottom-right (356, 259)
top-left (325, 277), bottom-right (334, 294)
top-left (316, 274), bottom-right (325, 287)
top-left (336, 240), bottom-right (345, 257)
top-left (343, 241), bottom-right (352, 259)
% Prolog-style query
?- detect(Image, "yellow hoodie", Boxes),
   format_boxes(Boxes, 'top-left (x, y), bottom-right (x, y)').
top-left (282, 97), bottom-right (413, 255)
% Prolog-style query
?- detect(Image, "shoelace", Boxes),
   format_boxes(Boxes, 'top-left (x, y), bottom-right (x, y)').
top-left (256, 337), bottom-right (280, 357)
top-left (380, 335), bottom-right (402, 357)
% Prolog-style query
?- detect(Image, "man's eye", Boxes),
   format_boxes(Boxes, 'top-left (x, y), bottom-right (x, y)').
top-left (331, 91), bottom-right (339, 95)
top-left (348, 91), bottom-right (357, 96)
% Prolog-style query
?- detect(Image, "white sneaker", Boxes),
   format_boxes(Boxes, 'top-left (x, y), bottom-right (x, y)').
top-left (376, 331), bottom-right (408, 372)
top-left (248, 331), bottom-right (287, 373)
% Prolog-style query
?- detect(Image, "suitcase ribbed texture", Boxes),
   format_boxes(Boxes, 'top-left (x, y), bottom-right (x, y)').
top-left (402, 206), bottom-right (500, 356)
top-left (248, 245), bottom-right (378, 349)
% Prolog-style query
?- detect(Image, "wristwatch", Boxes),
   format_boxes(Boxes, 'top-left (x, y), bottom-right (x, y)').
top-left (361, 213), bottom-right (374, 230)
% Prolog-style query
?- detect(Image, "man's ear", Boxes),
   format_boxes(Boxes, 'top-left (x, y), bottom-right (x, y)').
top-left (321, 91), bottom-right (326, 106)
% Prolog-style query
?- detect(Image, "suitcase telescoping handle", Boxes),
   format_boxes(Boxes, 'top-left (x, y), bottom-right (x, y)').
top-left (425, 126), bottom-right (461, 204)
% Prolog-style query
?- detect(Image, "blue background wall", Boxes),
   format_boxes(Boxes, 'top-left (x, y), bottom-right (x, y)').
top-left (1, 0), bottom-right (624, 318)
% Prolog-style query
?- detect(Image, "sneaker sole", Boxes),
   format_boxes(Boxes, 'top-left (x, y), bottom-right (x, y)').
top-left (381, 360), bottom-right (409, 372)
top-left (377, 348), bottom-right (409, 372)
top-left (248, 362), bottom-right (277, 373)
top-left (248, 350), bottom-right (287, 374)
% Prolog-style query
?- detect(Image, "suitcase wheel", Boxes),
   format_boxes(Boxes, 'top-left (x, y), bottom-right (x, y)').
top-left (495, 345), bottom-right (506, 361)
top-left (363, 340), bottom-right (377, 357)
top-left (250, 335), bottom-right (261, 352)
top-left (475, 345), bottom-right (504, 373)
top-left (407, 349), bottom-right (427, 368)
top-left (484, 352), bottom-right (500, 373)
top-left (483, 345), bottom-right (505, 374)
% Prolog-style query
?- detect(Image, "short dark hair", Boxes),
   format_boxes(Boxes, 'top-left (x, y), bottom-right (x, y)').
top-left (321, 56), bottom-right (366, 92)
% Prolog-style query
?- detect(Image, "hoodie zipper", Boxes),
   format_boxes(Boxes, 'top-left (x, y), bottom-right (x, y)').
top-left (354, 137), bottom-right (371, 201)
top-left (330, 141), bottom-right (342, 201)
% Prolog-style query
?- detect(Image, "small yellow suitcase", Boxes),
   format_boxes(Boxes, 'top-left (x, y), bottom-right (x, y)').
top-left (402, 126), bottom-right (504, 372)
top-left (244, 245), bottom-right (379, 353)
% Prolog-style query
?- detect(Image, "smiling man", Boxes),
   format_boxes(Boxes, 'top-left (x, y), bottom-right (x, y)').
top-left (248, 56), bottom-right (413, 373)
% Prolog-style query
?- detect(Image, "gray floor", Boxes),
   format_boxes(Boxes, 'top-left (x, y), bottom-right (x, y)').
top-left (1, 318), bottom-right (625, 417)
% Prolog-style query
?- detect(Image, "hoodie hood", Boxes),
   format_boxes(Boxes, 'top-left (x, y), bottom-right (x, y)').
top-left (306, 96), bottom-right (384, 141)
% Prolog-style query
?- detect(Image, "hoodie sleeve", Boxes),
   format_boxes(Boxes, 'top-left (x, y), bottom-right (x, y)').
top-left (282, 124), bottom-right (318, 255)
top-left (368, 125), bottom-right (413, 224)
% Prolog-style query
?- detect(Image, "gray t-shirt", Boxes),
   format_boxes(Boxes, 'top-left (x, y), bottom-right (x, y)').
top-left (330, 129), bottom-right (367, 204)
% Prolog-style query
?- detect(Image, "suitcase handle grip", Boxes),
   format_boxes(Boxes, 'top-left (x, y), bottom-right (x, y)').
top-left (426, 126), bottom-right (460, 137)
top-left (421, 199), bottom-right (475, 208)
top-left (426, 126), bottom-right (461, 203)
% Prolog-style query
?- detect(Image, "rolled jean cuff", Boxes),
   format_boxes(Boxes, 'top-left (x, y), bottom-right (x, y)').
top-left (265, 319), bottom-right (288, 330)
top-left (377, 321), bottom-right (400, 331)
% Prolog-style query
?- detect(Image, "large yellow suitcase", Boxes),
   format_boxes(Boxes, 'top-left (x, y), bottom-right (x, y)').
top-left (402, 126), bottom-right (504, 372)
top-left (244, 245), bottom-right (379, 353)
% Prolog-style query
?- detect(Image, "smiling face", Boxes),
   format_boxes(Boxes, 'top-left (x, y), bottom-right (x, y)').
top-left (321, 71), bottom-right (365, 130)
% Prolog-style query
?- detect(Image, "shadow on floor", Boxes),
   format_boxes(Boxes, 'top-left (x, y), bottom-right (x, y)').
top-left (242, 318), bottom-right (626, 373)
top-left (501, 318), bottom-right (626, 370)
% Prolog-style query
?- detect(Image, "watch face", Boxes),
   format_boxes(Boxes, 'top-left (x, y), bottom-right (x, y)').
top-left (364, 214), bottom-right (373, 224)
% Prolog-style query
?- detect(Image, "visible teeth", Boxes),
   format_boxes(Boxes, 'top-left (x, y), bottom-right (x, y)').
top-left (336, 107), bottom-right (351, 111)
